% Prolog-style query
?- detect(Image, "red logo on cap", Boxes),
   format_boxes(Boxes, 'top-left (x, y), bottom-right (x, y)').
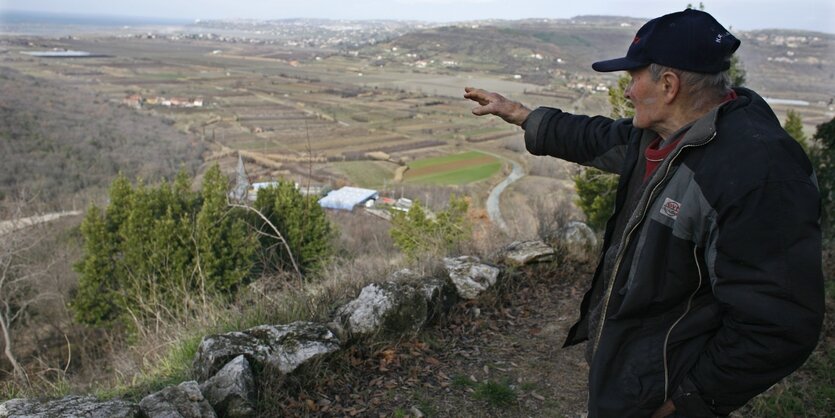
top-left (632, 36), bottom-right (641, 45)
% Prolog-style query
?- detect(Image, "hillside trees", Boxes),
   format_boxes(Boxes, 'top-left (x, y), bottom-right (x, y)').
top-left (71, 165), bottom-right (336, 327)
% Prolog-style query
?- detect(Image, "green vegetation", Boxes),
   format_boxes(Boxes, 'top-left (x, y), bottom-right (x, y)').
top-left (71, 166), bottom-right (333, 328)
top-left (333, 161), bottom-right (398, 188)
top-left (473, 380), bottom-right (517, 408)
top-left (573, 169), bottom-right (620, 231)
top-left (404, 151), bottom-right (502, 185)
top-left (406, 151), bottom-right (486, 169)
top-left (784, 109), bottom-right (809, 152)
top-left (390, 195), bottom-right (471, 260)
top-left (409, 163), bottom-right (502, 185)
top-left (71, 166), bottom-right (258, 327)
top-left (253, 180), bottom-right (335, 274)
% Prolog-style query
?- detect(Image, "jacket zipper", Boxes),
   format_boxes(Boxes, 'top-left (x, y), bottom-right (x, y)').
top-left (663, 244), bottom-right (704, 400)
top-left (591, 132), bottom-right (717, 358)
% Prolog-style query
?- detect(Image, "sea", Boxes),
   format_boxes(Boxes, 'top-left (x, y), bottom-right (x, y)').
top-left (0, 10), bottom-right (192, 36)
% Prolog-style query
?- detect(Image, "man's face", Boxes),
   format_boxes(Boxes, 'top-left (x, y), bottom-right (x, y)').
top-left (624, 67), bottom-right (666, 131)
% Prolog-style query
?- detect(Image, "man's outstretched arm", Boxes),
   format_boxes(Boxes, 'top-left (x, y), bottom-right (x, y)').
top-left (464, 87), bottom-right (531, 126)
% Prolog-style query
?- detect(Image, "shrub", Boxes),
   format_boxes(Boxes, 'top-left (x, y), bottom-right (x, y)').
top-left (389, 195), bottom-right (471, 260)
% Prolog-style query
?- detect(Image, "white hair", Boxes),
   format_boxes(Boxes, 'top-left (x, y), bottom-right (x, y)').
top-left (648, 63), bottom-right (732, 111)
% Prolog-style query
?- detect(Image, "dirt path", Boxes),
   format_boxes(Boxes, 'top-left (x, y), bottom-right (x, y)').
top-left (264, 263), bottom-right (594, 417)
top-left (0, 210), bottom-right (82, 236)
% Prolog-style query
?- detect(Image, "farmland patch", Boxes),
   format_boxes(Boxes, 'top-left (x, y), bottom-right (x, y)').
top-left (404, 151), bottom-right (502, 185)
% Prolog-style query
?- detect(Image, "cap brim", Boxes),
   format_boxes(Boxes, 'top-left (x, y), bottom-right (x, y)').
top-left (592, 57), bottom-right (649, 72)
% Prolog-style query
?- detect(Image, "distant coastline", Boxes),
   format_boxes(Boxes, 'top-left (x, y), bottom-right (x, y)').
top-left (0, 10), bottom-right (191, 27)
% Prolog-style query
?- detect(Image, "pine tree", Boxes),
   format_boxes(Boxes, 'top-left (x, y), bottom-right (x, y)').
top-left (784, 109), bottom-right (809, 152)
top-left (196, 164), bottom-right (256, 293)
top-left (71, 205), bottom-right (120, 325)
top-left (253, 180), bottom-right (334, 274)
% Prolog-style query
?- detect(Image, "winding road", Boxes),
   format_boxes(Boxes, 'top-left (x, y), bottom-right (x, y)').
top-left (485, 153), bottom-right (525, 233)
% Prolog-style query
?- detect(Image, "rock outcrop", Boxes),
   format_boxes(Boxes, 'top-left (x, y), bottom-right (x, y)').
top-left (193, 321), bottom-right (340, 381)
top-left (443, 256), bottom-right (501, 299)
top-left (139, 381), bottom-right (217, 418)
top-left (501, 240), bottom-right (557, 266)
top-left (0, 396), bottom-right (140, 418)
top-left (552, 221), bottom-right (598, 262)
top-left (335, 281), bottom-right (428, 337)
top-left (199, 355), bottom-right (257, 418)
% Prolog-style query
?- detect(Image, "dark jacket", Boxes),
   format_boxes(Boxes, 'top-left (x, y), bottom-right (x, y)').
top-left (523, 88), bottom-right (824, 417)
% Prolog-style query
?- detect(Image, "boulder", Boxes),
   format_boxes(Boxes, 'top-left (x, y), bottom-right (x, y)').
top-left (416, 276), bottom-right (458, 322)
top-left (501, 240), bottom-right (557, 266)
top-left (0, 396), bottom-right (139, 418)
top-left (139, 381), bottom-right (216, 418)
top-left (193, 321), bottom-right (340, 381)
top-left (335, 281), bottom-right (428, 337)
top-left (199, 355), bottom-right (256, 418)
top-left (443, 256), bottom-right (501, 299)
top-left (553, 221), bottom-right (598, 263)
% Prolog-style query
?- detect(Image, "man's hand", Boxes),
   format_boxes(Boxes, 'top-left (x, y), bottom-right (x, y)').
top-left (464, 87), bottom-right (531, 126)
top-left (651, 400), bottom-right (676, 418)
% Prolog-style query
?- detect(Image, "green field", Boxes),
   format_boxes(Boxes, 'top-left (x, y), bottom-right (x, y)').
top-left (404, 151), bottom-right (502, 185)
top-left (332, 160), bottom-right (399, 188)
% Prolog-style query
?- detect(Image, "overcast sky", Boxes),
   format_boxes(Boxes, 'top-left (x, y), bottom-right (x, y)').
top-left (1, 0), bottom-right (833, 33)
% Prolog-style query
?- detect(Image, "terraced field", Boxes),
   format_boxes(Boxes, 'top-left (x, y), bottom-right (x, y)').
top-left (403, 151), bottom-right (502, 185)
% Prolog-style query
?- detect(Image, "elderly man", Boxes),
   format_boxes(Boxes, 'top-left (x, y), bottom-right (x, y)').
top-left (464, 9), bottom-right (824, 417)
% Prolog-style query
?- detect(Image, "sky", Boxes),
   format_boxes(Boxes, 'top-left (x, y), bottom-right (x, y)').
top-left (1, 0), bottom-right (833, 34)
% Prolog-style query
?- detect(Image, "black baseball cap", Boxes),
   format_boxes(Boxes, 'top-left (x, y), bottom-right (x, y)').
top-left (592, 9), bottom-right (740, 74)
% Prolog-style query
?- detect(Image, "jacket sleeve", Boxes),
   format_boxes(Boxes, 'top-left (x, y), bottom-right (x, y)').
top-left (678, 179), bottom-right (824, 415)
top-left (523, 107), bottom-right (635, 174)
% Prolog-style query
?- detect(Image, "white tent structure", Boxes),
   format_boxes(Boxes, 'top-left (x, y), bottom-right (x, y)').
top-left (318, 187), bottom-right (378, 211)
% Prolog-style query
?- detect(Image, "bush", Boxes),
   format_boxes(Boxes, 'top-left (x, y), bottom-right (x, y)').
top-left (389, 195), bottom-right (471, 260)
top-left (573, 168), bottom-right (618, 232)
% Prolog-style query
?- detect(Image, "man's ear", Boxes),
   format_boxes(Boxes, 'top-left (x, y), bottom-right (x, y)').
top-left (660, 71), bottom-right (680, 104)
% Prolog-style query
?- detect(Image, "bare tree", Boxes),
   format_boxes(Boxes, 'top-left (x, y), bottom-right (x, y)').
top-left (0, 203), bottom-right (59, 385)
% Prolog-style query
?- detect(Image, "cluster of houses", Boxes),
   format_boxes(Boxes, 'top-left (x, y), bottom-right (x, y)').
top-left (122, 94), bottom-right (204, 109)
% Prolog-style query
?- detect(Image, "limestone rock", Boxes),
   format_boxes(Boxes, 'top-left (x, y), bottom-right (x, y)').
top-left (193, 321), bottom-right (340, 381)
top-left (501, 240), bottom-right (557, 266)
top-left (139, 381), bottom-right (216, 418)
top-left (199, 355), bottom-right (256, 418)
top-left (335, 281), bottom-right (428, 337)
top-left (443, 256), bottom-right (501, 299)
top-left (0, 396), bottom-right (139, 418)
top-left (553, 221), bottom-right (598, 263)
